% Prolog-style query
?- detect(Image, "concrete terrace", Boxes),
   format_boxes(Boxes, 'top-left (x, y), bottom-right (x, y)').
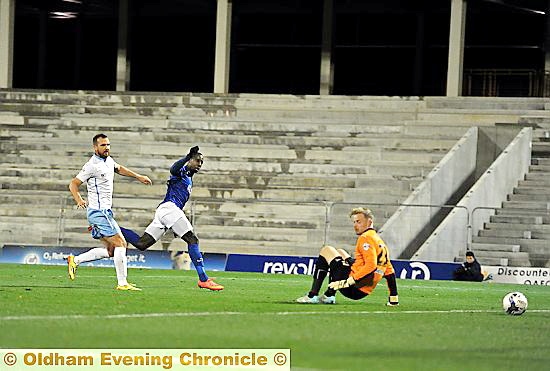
top-left (0, 90), bottom-right (548, 259)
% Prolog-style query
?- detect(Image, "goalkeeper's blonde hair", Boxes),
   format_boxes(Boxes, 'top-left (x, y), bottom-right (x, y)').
top-left (349, 207), bottom-right (374, 223)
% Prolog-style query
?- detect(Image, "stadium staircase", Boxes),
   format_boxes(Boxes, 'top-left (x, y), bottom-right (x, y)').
top-left (0, 90), bottom-right (548, 260)
top-left (467, 114), bottom-right (550, 268)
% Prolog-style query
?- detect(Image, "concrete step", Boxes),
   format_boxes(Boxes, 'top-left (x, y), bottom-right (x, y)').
top-left (194, 225), bottom-right (313, 243)
top-left (427, 97), bottom-right (547, 110)
top-left (0, 112), bottom-right (24, 125)
top-left (18, 127), bottom-right (459, 153)
top-left (470, 249), bottom-right (530, 260)
top-left (51, 114), bottom-right (401, 135)
top-left (192, 202), bottom-right (328, 226)
top-left (455, 254), bottom-right (510, 266)
top-left (470, 242), bottom-right (521, 252)
top-left (485, 222), bottom-right (550, 232)
top-left (459, 250), bottom-right (546, 268)
top-left (416, 111), bottom-right (529, 125)
top-left (475, 257), bottom-right (510, 266)
top-left (529, 256), bottom-right (550, 267)
top-left (191, 186), bottom-right (346, 202)
top-left (343, 190), bottom-right (411, 205)
top-left (182, 107), bottom-right (418, 121)
top-left (0, 215), bottom-right (85, 228)
top-left (518, 179), bottom-right (550, 187)
top-left (495, 209), bottom-right (550, 223)
top-left (0, 175), bottom-right (351, 201)
top-left (12, 91), bottom-right (531, 113)
top-left (344, 186), bottom-right (413, 198)
top-left (0, 90), bottom-right (186, 105)
top-left (0, 141), bottom-right (443, 165)
top-left (531, 158), bottom-right (550, 166)
top-left (354, 177), bottom-right (422, 190)
top-left (478, 229), bottom-right (534, 239)
top-left (508, 194), bottom-right (550, 202)
top-left (196, 238), bottom-right (319, 256)
top-left (501, 201), bottom-right (550, 211)
top-left (513, 186), bottom-right (550, 196)
top-left (0, 90), bottom-right (545, 116)
top-left (22, 112), bottom-right (408, 129)
top-left (0, 152), bottom-right (436, 177)
top-left (193, 214), bottom-right (322, 230)
top-left (0, 167), bottom-right (371, 193)
top-left (3, 114), bottom-right (463, 140)
top-left (478, 228), bottom-right (550, 239)
top-left (518, 115), bottom-right (550, 126)
top-left (401, 124), bottom-right (469, 138)
top-left (490, 214), bottom-right (544, 224)
top-left (531, 128), bottom-right (550, 138)
top-left (529, 164), bottom-right (550, 172)
top-left (525, 172), bottom-right (550, 181)
top-left (532, 143), bottom-right (550, 156)
top-left (472, 236), bottom-right (548, 254)
top-left (0, 128), bottom-right (458, 158)
top-left (1, 126), bottom-right (459, 152)
top-left (0, 192), bottom-right (69, 206)
top-left (0, 102), bottom-right (183, 117)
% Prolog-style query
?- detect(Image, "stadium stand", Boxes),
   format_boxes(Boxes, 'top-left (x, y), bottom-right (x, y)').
top-left (0, 90), bottom-right (548, 263)
top-left (470, 115), bottom-right (550, 268)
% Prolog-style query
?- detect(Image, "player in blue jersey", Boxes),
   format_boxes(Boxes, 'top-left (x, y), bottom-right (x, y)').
top-left (120, 146), bottom-right (223, 291)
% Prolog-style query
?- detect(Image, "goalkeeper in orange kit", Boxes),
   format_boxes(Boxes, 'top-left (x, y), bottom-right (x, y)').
top-left (296, 207), bottom-right (399, 305)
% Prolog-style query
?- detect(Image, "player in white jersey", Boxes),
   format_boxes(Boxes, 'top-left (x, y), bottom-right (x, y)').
top-left (67, 133), bottom-right (152, 291)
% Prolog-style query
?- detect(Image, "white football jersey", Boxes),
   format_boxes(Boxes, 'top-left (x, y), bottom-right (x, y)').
top-left (76, 155), bottom-right (120, 210)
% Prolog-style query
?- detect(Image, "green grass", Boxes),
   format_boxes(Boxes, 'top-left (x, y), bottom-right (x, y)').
top-left (0, 263), bottom-right (549, 370)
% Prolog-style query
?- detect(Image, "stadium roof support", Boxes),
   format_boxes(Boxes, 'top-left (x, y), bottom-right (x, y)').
top-left (319, 0), bottom-right (334, 95)
top-left (0, 0), bottom-right (15, 88)
top-left (545, 0), bottom-right (550, 96)
top-left (446, 0), bottom-right (467, 97)
top-left (214, 0), bottom-right (232, 94)
top-left (116, 0), bottom-right (129, 92)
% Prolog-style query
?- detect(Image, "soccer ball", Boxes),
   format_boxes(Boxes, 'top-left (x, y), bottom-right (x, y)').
top-left (502, 292), bottom-right (528, 316)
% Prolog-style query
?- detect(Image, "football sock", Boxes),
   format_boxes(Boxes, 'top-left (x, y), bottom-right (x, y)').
top-left (323, 288), bottom-right (337, 297)
top-left (188, 243), bottom-right (208, 282)
top-left (74, 247), bottom-right (109, 265)
top-left (309, 255), bottom-right (329, 296)
top-left (120, 226), bottom-right (139, 246)
top-left (113, 247), bottom-right (128, 286)
top-left (385, 273), bottom-right (398, 296)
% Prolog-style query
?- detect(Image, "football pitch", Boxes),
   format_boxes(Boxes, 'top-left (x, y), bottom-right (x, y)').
top-left (0, 263), bottom-right (549, 371)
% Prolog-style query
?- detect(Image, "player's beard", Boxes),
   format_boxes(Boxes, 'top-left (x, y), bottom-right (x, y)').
top-left (96, 150), bottom-right (109, 159)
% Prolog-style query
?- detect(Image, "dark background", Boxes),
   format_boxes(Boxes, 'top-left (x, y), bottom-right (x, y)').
top-left (12, 0), bottom-right (550, 96)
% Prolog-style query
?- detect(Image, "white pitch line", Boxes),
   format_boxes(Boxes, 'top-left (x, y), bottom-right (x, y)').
top-left (1, 309), bottom-right (549, 321)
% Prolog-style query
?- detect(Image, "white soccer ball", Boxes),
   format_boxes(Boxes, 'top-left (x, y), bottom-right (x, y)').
top-left (502, 292), bottom-right (528, 316)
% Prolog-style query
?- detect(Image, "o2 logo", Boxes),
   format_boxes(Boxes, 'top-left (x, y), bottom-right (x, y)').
top-left (399, 262), bottom-right (431, 280)
top-left (24, 254), bottom-right (39, 265)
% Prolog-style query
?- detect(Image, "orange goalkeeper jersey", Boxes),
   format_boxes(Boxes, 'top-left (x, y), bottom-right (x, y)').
top-left (350, 228), bottom-right (395, 294)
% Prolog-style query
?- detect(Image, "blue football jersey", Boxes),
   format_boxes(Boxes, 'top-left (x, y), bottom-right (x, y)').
top-left (161, 165), bottom-right (193, 209)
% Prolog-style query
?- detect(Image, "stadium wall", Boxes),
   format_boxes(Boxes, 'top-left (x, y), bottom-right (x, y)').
top-left (413, 127), bottom-right (533, 262)
top-left (379, 127), bottom-right (478, 259)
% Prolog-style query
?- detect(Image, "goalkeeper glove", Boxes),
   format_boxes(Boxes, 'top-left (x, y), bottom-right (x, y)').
top-left (328, 276), bottom-right (355, 290)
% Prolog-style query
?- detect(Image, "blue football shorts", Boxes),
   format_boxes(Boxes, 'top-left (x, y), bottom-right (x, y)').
top-left (87, 209), bottom-right (121, 239)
